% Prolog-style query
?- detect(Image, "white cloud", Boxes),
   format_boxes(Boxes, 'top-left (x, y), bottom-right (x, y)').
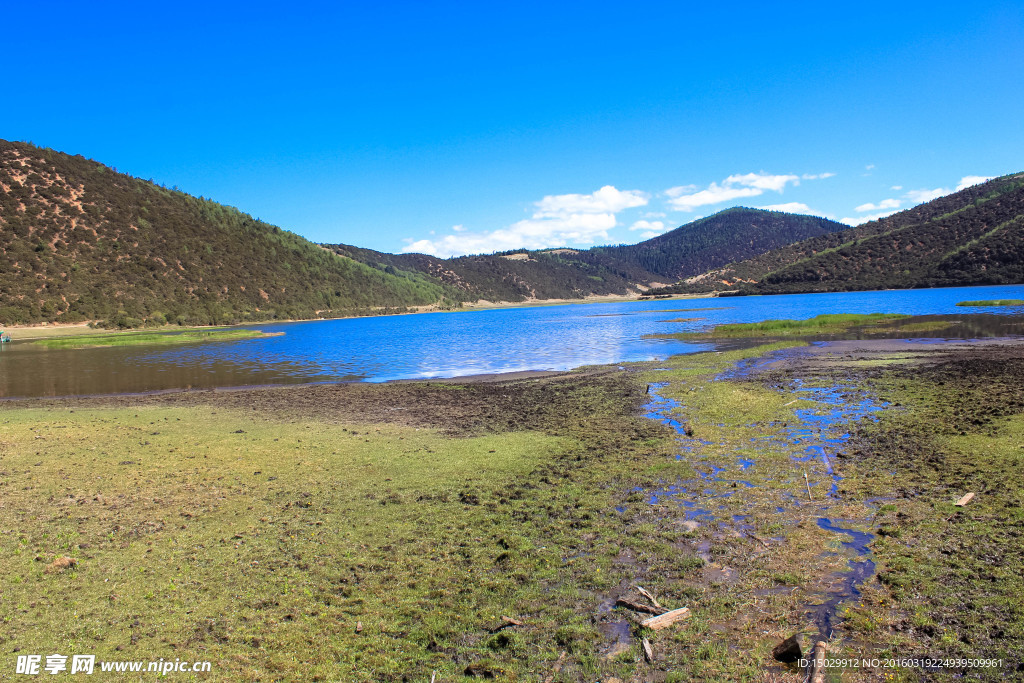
top-left (840, 209), bottom-right (901, 226)
top-left (905, 187), bottom-right (947, 203)
top-left (846, 174), bottom-right (992, 227)
top-left (628, 219), bottom-right (670, 236)
top-left (956, 175), bottom-right (993, 191)
top-left (758, 202), bottom-right (831, 218)
top-left (534, 185), bottom-right (648, 217)
top-left (629, 220), bottom-right (671, 239)
top-left (855, 198), bottom-right (901, 212)
top-left (666, 184), bottom-right (764, 211)
top-left (402, 185), bottom-right (646, 257)
top-left (664, 184), bottom-right (697, 198)
top-left (891, 185), bottom-right (903, 191)
top-left (889, 176), bottom-right (991, 210)
top-left (725, 172), bottom-right (800, 192)
top-left (666, 172), bottom-right (802, 211)
top-left (452, 224), bottom-right (466, 232)
top-left (801, 172), bottom-right (836, 180)
top-left (865, 164), bottom-right (875, 170)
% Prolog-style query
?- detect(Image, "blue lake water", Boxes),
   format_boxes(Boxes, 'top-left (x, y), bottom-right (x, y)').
top-left (3, 284), bottom-right (1024, 398)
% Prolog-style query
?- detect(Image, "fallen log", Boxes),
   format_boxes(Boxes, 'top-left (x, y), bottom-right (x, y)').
top-left (955, 492), bottom-right (975, 507)
top-left (804, 471), bottom-right (813, 501)
top-left (640, 607), bottom-right (691, 630)
top-left (642, 637), bottom-right (654, 663)
top-left (615, 597), bottom-right (666, 616)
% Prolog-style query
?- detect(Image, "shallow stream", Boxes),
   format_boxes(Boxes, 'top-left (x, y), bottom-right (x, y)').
top-left (640, 349), bottom-right (889, 638)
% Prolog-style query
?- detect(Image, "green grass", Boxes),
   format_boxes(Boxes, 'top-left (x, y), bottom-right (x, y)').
top-left (836, 365), bottom-right (1024, 679)
top-left (6, 339), bottom-right (1020, 680)
top-left (32, 328), bottom-right (275, 349)
top-left (673, 312), bottom-right (911, 338)
top-left (0, 406), bottom-right (570, 680)
top-left (0, 374), bottom-right (684, 681)
top-left (955, 299), bottom-right (1024, 307)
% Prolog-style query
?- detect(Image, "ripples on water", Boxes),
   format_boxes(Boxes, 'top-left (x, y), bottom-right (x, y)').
top-left (3, 284), bottom-right (1024, 398)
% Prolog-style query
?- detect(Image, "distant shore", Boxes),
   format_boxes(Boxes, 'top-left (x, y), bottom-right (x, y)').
top-left (2, 291), bottom-right (710, 341)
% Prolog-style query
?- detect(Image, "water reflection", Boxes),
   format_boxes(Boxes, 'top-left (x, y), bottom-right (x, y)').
top-left (3, 283), bottom-right (1024, 398)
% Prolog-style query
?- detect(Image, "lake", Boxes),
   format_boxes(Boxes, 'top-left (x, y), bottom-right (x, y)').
top-left (3, 284), bottom-right (1024, 399)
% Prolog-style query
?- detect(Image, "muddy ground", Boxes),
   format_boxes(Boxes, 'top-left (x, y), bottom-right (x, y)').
top-left (15, 367), bottom-right (633, 438)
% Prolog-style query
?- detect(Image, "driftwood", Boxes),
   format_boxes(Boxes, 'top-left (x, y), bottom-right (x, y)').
top-left (804, 471), bottom-right (813, 501)
top-left (809, 640), bottom-right (827, 683)
top-left (489, 616), bottom-right (524, 632)
top-left (615, 597), bottom-right (666, 616)
top-left (642, 637), bottom-right (654, 663)
top-left (636, 585), bottom-right (662, 609)
top-left (640, 607), bottom-right (691, 630)
top-left (955, 492), bottom-right (975, 507)
top-left (355, 621), bottom-right (363, 633)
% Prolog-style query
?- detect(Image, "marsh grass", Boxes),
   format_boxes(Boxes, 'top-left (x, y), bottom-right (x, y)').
top-left (673, 313), bottom-right (911, 338)
top-left (955, 299), bottom-right (1024, 307)
top-left (33, 328), bottom-right (273, 349)
top-left (620, 341), bottom-right (898, 678)
top-left (837, 368), bottom-right (1024, 678)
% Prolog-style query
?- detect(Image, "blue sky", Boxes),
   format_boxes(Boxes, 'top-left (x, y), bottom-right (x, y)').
top-left (4, 1), bottom-right (1023, 257)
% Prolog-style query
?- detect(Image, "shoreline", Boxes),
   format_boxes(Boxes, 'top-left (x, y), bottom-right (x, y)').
top-left (6, 335), bottom-right (1024, 405)
top-left (1, 291), bottom-right (711, 341)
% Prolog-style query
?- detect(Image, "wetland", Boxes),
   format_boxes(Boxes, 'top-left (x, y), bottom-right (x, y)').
top-left (2, 285), bottom-right (1024, 681)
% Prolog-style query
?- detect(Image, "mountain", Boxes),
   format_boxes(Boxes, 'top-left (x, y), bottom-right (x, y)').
top-left (593, 207), bottom-right (850, 280)
top-left (0, 140), bottom-right (459, 326)
top-left (655, 173), bottom-right (1024, 295)
top-left (329, 208), bottom-right (852, 304)
top-left (2, 138), bottom-right (928, 328)
top-left (324, 244), bottom-right (661, 302)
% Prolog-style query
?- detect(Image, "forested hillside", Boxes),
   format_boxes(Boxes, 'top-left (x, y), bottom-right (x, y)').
top-left (0, 140), bottom-right (457, 326)
top-left (654, 173), bottom-right (1024, 295)
top-left (326, 244), bottom-right (661, 302)
top-left (593, 207), bottom-right (850, 280)
top-left (7, 138), bottom-right (1009, 327)
top-left (330, 208), bottom-right (855, 302)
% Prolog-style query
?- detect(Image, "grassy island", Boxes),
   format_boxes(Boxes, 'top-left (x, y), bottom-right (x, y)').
top-left (32, 328), bottom-right (276, 349)
top-left (956, 299), bottom-right (1024, 307)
